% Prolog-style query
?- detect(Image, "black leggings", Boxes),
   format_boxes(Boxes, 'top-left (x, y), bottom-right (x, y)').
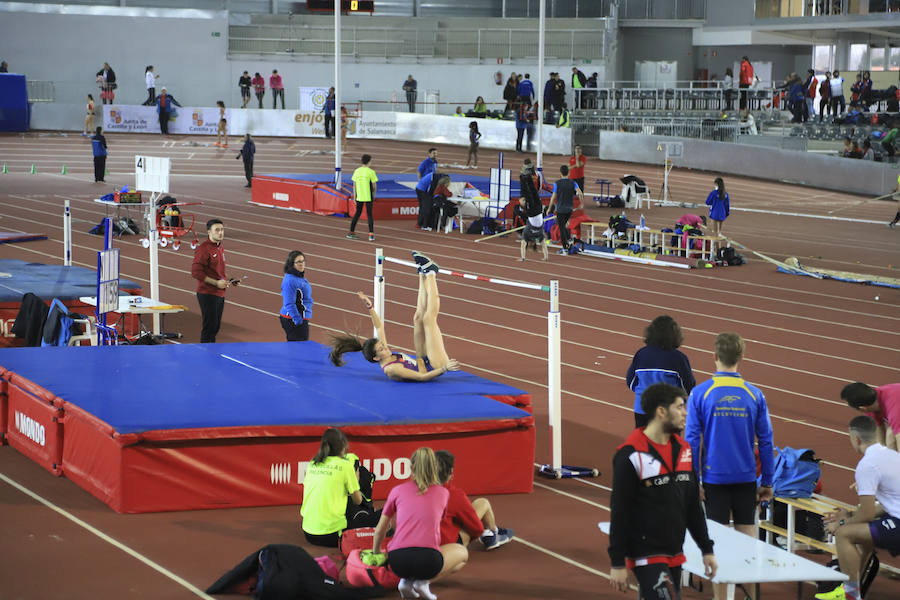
top-left (349, 201), bottom-right (374, 233)
top-left (633, 564), bottom-right (682, 600)
top-left (388, 548), bottom-right (443, 580)
top-left (256, 92), bottom-right (264, 108)
top-left (144, 88), bottom-right (156, 106)
top-left (273, 88), bottom-right (284, 109)
top-left (304, 530), bottom-right (340, 548)
top-left (556, 211), bottom-right (572, 248)
top-left (280, 317), bottom-right (309, 341)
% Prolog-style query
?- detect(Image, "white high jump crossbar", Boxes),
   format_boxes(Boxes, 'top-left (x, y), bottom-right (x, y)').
top-left (373, 248), bottom-right (593, 479)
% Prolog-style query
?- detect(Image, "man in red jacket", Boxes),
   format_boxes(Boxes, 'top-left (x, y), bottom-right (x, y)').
top-left (191, 219), bottom-right (236, 343)
top-left (739, 56), bottom-right (754, 110)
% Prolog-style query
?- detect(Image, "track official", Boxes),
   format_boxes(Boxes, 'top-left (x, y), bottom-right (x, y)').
top-left (191, 219), bottom-right (236, 343)
top-left (609, 383), bottom-right (716, 599)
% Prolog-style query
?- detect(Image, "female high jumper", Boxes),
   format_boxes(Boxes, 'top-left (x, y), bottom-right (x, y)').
top-left (329, 252), bottom-right (460, 382)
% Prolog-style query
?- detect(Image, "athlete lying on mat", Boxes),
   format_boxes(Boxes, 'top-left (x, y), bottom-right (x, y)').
top-left (329, 251), bottom-right (460, 382)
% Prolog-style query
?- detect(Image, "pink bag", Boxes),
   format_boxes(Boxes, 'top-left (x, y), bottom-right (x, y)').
top-left (314, 555), bottom-right (341, 580)
top-left (345, 549), bottom-right (400, 589)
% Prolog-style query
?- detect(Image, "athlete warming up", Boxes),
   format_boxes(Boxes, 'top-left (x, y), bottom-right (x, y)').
top-left (329, 252), bottom-right (460, 382)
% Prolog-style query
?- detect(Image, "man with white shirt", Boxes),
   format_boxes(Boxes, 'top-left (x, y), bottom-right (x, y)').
top-left (829, 70), bottom-right (846, 117)
top-left (815, 415), bottom-right (900, 600)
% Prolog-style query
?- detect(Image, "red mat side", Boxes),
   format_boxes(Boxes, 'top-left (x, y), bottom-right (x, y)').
top-left (0, 368), bottom-right (8, 445)
top-left (59, 402), bottom-right (125, 511)
top-left (4, 374), bottom-right (63, 475)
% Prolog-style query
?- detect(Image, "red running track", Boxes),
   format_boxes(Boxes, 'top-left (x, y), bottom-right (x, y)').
top-left (0, 131), bottom-right (899, 599)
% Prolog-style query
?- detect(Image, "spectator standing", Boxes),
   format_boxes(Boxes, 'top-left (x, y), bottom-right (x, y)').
top-left (553, 72), bottom-right (567, 112)
top-left (723, 67), bottom-right (735, 111)
top-left (556, 102), bottom-right (570, 128)
top-left (739, 56), bottom-right (753, 110)
top-left (251, 72), bottom-right (265, 109)
top-left (300, 428), bottom-right (362, 547)
top-left (830, 70), bottom-right (846, 116)
top-left (625, 315), bottom-right (696, 428)
top-left (155, 87), bottom-right (181, 135)
top-left (503, 74), bottom-right (519, 112)
top-left (371, 447), bottom-right (449, 600)
top-left (515, 100), bottom-right (536, 153)
top-left (0, 61), bottom-right (7, 73)
top-left (567, 144), bottom-right (587, 193)
top-left (543, 73), bottom-right (555, 115)
top-left (238, 71), bottom-right (252, 108)
top-left (819, 71), bottom-right (832, 122)
top-left (705, 177), bottom-right (730, 237)
top-left (235, 133), bottom-right (255, 188)
top-left (585, 72), bottom-right (598, 108)
top-left (323, 87), bottom-right (335, 138)
top-left (789, 74), bottom-right (807, 123)
top-left (609, 383), bottom-right (717, 599)
top-left (860, 71), bottom-right (873, 111)
top-left (191, 219), bottom-right (236, 343)
top-left (841, 382), bottom-right (900, 450)
top-left (270, 69), bottom-right (284, 109)
top-left (347, 154), bottom-right (378, 241)
top-left (685, 332), bottom-right (775, 600)
top-left (547, 164), bottom-right (583, 254)
top-left (517, 73), bottom-right (535, 104)
top-left (96, 62), bottom-right (116, 104)
top-left (143, 66), bottom-right (159, 106)
top-left (571, 66), bottom-right (587, 108)
top-left (805, 69), bottom-right (818, 119)
top-left (83, 94), bottom-right (95, 137)
top-left (279, 250), bottom-right (313, 341)
top-left (815, 416), bottom-right (900, 600)
top-left (403, 75), bottom-right (418, 112)
top-left (91, 126), bottom-right (107, 183)
top-left (466, 121), bottom-right (482, 168)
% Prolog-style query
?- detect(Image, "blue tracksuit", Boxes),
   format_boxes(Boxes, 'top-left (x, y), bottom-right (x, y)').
top-left (415, 171), bottom-right (435, 193)
top-left (685, 371), bottom-right (775, 486)
top-left (280, 272), bottom-right (313, 324)
top-left (417, 156), bottom-right (436, 179)
top-left (625, 345), bottom-right (695, 414)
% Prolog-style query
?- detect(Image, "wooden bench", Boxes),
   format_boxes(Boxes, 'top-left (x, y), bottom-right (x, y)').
top-left (579, 223), bottom-right (727, 262)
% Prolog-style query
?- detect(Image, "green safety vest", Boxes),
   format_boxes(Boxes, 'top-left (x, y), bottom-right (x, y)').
top-left (557, 110), bottom-right (570, 128)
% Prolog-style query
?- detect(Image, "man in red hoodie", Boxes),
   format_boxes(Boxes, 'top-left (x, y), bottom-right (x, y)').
top-left (191, 219), bottom-right (235, 343)
top-left (739, 56), bottom-right (754, 110)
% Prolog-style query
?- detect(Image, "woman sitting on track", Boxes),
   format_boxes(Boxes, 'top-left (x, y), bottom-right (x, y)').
top-left (300, 427), bottom-right (363, 548)
top-left (372, 447), bottom-right (449, 600)
top-left (329, 252), bottom-right (460, 382)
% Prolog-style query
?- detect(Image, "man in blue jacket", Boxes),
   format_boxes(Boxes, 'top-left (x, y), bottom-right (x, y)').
top-left (685, 332), bottom-right (774, 600)
top-left (156, 87), bottom-right (182, 135)
top-left (91, 126), bottom-right (107, 183)
top-left (517, 73), bottom-right (535, 104)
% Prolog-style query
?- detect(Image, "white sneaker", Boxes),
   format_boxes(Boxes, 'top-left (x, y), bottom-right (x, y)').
top-left (398, 579), bottom-right (420, 599)
top-left (412, 580), bottom-right (437, 600)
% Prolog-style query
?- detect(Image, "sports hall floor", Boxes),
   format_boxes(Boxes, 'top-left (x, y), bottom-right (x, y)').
top-left (0, 131), bottom-right (898, 599)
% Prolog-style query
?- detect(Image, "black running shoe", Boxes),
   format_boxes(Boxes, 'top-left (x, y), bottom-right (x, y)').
top-left (412, 251), bottom-right (431, 268)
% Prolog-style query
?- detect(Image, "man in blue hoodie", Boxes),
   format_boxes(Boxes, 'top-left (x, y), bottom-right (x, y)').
top-left (91, 126), bottom-right (107, 183)
top-left (685, 332), bottom-right (774, 600)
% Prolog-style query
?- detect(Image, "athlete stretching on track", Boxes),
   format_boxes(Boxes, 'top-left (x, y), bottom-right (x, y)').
top-left (329, 252), bottom-right (460, 382)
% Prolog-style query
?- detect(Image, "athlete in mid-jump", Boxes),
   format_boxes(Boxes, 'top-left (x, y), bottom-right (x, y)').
top-left (329, 252), bottom-right (460, 382)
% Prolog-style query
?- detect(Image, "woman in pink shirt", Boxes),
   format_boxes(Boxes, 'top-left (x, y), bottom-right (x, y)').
top-left (372, 447), bottom-right (449, 600)
top-left (251, 72), bottom-right (265, 109)
top-left (270, 69), bottom-right (284, 109)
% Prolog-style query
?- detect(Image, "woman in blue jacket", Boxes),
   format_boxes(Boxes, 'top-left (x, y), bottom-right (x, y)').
top-left (705, 177), bottom-right (730, 238)
top-left (280, 250), bottom-right (313, 341)
top-left (625, 315), bottom-right (696, 428)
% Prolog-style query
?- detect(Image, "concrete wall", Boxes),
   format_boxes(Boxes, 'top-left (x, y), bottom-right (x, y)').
top-left (619, 28), bottom-right (694, 81)
top-left (699, 45), bottom-right (809, 83)
top-left (704, 0), bottom-right (755, 27)
top-left (589, 131), bottom-right (899, 196)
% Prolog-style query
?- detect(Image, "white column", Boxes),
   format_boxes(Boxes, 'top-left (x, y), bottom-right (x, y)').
top-left (334, 0), bottom-right (342, 190)
top-left (536, 0), bottom-right (546, 181)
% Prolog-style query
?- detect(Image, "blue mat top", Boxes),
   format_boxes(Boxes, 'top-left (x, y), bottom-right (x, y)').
top-left (262, 173), bottom-right (535, 200)
top-left (0, 342), bottom-right (530, 434)
top-left (0, 259), bottom-right (142, 303)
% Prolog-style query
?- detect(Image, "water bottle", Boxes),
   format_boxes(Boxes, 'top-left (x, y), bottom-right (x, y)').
top-left (640, 213), bottom-right (646, 229)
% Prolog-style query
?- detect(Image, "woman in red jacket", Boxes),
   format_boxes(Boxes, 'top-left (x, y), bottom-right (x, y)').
top-left (251, 72), bottom-right (265, 109)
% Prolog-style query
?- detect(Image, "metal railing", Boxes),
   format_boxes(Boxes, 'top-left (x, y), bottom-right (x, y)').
top-left (571, 114), bottom-right (743, 143)
top-left (618, 0), bottom-right (707, 20)
top-left (574, 87), bottom-right (778, 112)
top-left (26, 80), bottom-right (55, 102)
top-left (754, 0), bottom-right (893, 18)
top-left (228, 24), bottom-right (609, 62)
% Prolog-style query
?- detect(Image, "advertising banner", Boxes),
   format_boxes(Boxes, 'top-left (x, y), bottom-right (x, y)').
top-left (299, 86), bottom-right (329, 111)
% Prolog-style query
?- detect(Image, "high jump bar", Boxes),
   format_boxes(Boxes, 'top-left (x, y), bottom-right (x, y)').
top-left (373, 249), bottom-right (593, 479)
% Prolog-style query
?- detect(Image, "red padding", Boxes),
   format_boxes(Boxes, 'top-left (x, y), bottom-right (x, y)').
top-left (5, 378), bottom-right (63, 475)
top-left (0, 368), bottom-right (8, 444)
top-left (250, 176), bottom-right (317, 211)
top-left (312, 185), bottom-right (352, 216)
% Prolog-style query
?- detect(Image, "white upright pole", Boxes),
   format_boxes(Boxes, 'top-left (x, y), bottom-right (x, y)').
top-left (547, 279), bottom-right (561, 474)
top-left (334, 0), bottom-right (342, 190)
top-left (536, 0), bottom-right (546, 183)
top-left (63, 200), bottom-right (72, 266)
top-left (374, 248), bottom-right (385, 338)
top-left (148, 193), bottom-right (161, 335)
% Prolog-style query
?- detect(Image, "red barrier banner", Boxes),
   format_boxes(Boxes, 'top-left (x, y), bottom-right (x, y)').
top-left (5, 379), bottom-right (63, 475)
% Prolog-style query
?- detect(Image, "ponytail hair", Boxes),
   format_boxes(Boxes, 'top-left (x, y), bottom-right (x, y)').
top-left (715, 177), bottom-right (726, 197)
top-left (312, 427), bottom-right (348, 464)
top-left (329, 333), bottom-right (379, 366)
top-left (410, 447), bottom-right (440, 494)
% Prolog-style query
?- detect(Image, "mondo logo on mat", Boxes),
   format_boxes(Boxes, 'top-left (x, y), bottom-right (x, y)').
top-left (269, 458), bottom-right (412, 486)
top-left (14, 410), bottom-right (45, 447)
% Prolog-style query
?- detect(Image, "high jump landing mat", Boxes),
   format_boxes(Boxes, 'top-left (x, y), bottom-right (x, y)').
top-left (251, 173), bottom-right (532, 220)
top-left (0, 341), bottom-right (535, 513)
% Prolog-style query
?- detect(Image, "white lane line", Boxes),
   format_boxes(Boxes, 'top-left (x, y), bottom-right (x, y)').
top-left (219, 353), bottom-right (295, 384)
top-left (534, 481), bottom-right (610, 510)
top-left (0, 473), bottom-right (216, 600)
top-left (514, 535), bottom-right (612, 580)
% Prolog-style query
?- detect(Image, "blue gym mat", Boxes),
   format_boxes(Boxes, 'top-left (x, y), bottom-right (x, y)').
top-left (0, 259), bottom-right (142, 303)
top-left (0, 342), bottom-right (530, 435)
